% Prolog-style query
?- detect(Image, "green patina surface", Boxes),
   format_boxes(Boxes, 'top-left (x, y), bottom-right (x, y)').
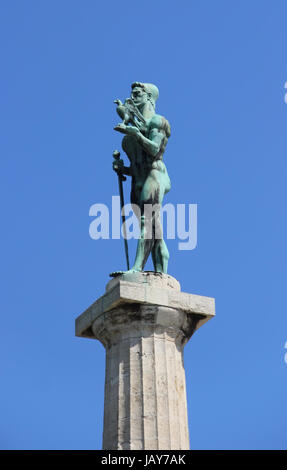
top-left (112, 82), bottom-right (171, 276)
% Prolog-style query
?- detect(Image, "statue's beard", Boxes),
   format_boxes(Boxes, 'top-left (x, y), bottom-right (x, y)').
top-left (133, 100), bottom-right (154, 114)
top-left (132, 100), bottom-right (145, 110)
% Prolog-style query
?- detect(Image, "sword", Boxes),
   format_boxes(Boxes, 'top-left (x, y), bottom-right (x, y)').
top-left (113, 150), bottom-right (130, 270)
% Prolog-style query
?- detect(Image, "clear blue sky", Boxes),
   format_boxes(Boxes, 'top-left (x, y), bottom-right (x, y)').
top-left (1, 0), bottom-right (286, 450)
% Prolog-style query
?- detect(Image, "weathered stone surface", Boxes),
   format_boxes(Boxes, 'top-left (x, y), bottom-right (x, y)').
top-left (75, 272), bottom-right (215, 450)
top-left (106, 271), bottom-right (181, 291)
top-left (76, 272), bottom-right (215, 339)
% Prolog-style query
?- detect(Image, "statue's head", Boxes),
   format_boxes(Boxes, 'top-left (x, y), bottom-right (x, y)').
top-left (131, 82), bottom-right (159, 111)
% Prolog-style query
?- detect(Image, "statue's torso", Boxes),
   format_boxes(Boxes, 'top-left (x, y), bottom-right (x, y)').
top-left (122, 114), bottom-right (170, 193)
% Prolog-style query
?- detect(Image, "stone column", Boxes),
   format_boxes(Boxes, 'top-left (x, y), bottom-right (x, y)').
top-left (75, 272), bottom-right (215, 450)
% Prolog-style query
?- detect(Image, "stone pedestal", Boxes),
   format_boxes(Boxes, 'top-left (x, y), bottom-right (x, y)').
top-left (75, 272), bottom-right (215, 450)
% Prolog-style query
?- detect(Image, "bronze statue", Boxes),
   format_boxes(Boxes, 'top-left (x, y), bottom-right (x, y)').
top-left (111, 82), bottom-right (171, 275)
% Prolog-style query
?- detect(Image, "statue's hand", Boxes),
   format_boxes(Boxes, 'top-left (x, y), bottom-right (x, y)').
top-left (113, 158), bottom-right (124, 173)
top-left (114, 124), bottom-right (139, 137)
top-left (125, 126), bottom-right (140, 137)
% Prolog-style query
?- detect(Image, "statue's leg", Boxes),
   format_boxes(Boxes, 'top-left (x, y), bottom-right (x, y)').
top-left (150, 170), bottom-right (170, 273)
top-left (131, 214), bottom-right (154, 271)
top-left (130, 170), bottom-right (162, 271)
top-left (152, 239), bottom-right (169, 273)
top-left (110, 212), bottom-right (147, 276)
top-left (152, 204), bottom-right (169, 273)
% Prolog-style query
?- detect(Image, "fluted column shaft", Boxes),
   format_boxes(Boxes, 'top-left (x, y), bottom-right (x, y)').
top-left (92, 304), bottom-right (191, 450)
top-left (75, 272), bottom-right (215, 450)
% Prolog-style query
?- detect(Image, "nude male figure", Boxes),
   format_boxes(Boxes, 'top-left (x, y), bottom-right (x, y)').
top-left (112, 82), bottom-right (171, 274)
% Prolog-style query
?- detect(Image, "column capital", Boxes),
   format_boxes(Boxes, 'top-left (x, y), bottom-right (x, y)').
top-left (75, 272), bottom-right (215, 342)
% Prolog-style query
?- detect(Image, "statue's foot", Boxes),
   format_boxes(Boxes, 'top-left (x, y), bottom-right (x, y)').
top-left (109, 268), bottom-right (141, 278)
